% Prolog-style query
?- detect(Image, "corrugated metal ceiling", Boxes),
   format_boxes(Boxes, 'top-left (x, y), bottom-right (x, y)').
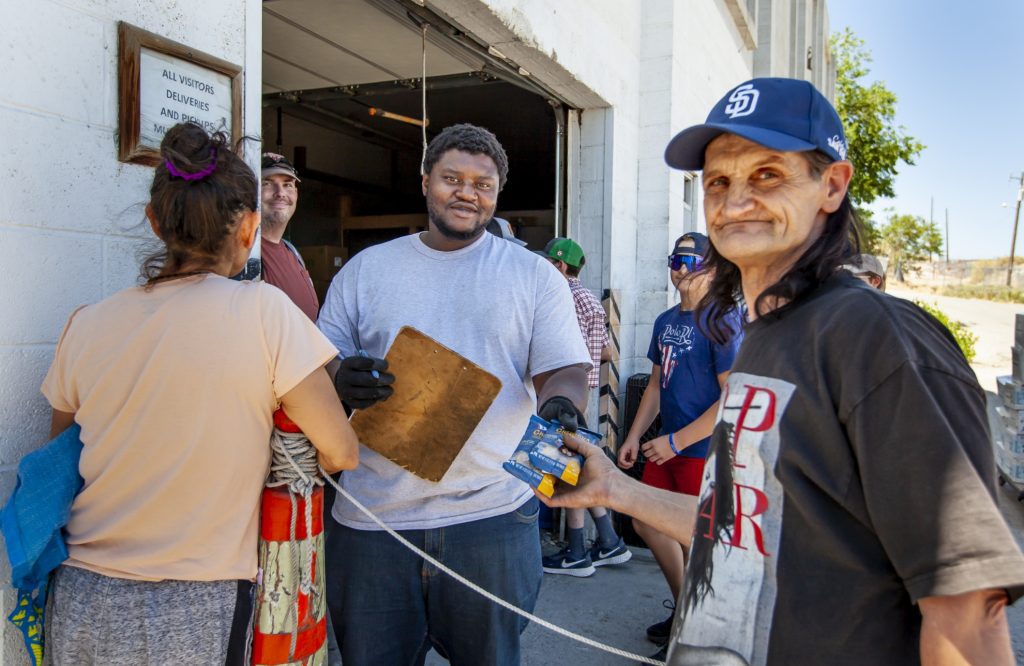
top-left (262, 0), bottom-right (480, 94)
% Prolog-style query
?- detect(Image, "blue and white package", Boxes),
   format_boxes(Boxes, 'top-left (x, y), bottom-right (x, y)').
top-left (502, 415), bottom-right (556, 497)
top-left (527, 419), bottom-right (601, 486)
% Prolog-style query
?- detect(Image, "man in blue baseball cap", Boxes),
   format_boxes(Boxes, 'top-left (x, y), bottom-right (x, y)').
top-left (541, 78), bottom-right (1024, 665)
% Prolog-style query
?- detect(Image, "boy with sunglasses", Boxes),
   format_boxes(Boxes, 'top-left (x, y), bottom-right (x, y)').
top-left (617, 232), bottom-right (743, 652)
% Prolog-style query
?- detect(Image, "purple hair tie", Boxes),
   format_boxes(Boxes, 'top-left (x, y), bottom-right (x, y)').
top-left (166, 148), bottom-right (218, 181)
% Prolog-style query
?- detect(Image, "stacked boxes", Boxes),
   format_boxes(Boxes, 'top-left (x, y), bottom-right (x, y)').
top-left (994, 313), bottom-right (1024, 484)
top-left (298, 245), bottom-right (347, 303)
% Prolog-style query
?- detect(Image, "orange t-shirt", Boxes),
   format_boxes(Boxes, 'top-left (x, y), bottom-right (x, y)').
top-left (41, 275), bottom-right (337, 581)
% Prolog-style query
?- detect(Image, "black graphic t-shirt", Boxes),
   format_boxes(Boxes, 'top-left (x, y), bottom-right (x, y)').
top-left (668, 275), bottom-right (1024, 666)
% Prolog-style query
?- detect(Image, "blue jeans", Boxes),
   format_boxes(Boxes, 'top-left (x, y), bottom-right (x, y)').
top-left (326, 497), bottom-right (542, 666)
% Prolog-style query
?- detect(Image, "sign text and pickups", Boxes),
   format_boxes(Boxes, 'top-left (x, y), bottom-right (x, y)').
top-left (139, 47), bottom-right (233, 147)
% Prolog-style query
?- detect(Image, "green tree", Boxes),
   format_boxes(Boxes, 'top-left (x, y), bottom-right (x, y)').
top-left (831, 29), bottom-right (925, 206)
top-left (880, 212), bottom-right (943, 282)
top-left (857, 210), bottom-right (882, 255)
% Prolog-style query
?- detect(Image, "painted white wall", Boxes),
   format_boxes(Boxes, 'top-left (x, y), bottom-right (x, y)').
top-left (632, 0), bottom-right (755, 368)
top-left (0, 0), bottom-right (260, 661)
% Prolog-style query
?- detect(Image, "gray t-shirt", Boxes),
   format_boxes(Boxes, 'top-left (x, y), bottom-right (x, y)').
top-left (318, 232), bottom-right (591, 530)
top-left (669, 275), bottom-right (1024, 665)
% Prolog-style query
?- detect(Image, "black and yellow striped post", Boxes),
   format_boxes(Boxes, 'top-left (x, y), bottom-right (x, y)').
top-left (599, 288), bottom-right (621, 452)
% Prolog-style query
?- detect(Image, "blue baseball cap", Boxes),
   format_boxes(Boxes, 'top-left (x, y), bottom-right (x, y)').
top-left (664, 78), bottom-right (848, 171)
top-left (674, 232), bottom-right (709, 256)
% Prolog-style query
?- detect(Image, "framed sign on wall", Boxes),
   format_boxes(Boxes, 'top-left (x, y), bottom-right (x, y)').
top-left (118, 22), bottom-right (242, 165)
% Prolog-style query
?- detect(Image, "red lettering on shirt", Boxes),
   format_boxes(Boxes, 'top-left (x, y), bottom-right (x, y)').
top-left (724, 483), bottom-right (772, 556)
top-left (723, 384), bottom-right (777, 468)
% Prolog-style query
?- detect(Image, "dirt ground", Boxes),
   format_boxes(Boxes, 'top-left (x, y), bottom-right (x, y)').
top-left (887, 283), bottom-right (1019, 392)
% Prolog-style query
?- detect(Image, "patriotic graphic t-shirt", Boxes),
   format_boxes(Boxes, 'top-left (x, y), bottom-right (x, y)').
top-left (667, 276), bottom-right (1024, 665)
top-left (648, 306), bottom-right (742, 459)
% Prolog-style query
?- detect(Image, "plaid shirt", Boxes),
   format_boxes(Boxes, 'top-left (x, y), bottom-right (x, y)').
top-left (567, 278), bottom-right (609, 388)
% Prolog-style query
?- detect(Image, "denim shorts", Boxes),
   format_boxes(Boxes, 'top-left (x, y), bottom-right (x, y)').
top-left (325, 497), bottom-right (542, 666)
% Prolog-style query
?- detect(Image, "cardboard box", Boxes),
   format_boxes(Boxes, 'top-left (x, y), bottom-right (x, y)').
top-left (1002, 425), bottom-right (1024, 455)
top-left (299, 245), bottom-right (347, 281)
top-left (312, 278), bottom-right (332, 306)
top-left (996, 440), bottom-right (1024, 483)
top-left (997, 375), bottom-right (1024, 409)
top-left (997, 405), bottom-right (1024, 431)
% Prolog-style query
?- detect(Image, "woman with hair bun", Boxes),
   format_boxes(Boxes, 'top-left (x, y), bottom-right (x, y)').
top-left (39, 123), bottom-right (359, 664)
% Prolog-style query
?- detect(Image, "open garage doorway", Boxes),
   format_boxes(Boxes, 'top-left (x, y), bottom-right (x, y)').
top-left (261, 0), bottom-right (572, 299)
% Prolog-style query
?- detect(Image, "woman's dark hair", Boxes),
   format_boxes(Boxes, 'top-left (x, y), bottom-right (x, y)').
top-left (142, 123), bottom-right (258, 281)
top-left (696, 150), bottom-right (861, 344)
top-left (683, 419), bottom-right (736, 617)
top-left (422, 123), bottom-right (509, 190)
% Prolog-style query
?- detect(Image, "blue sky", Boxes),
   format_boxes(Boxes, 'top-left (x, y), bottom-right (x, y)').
top-left (828, 0), bottom-right (1024, 260)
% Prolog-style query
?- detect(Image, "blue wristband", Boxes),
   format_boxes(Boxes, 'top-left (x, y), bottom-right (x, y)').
top-left (668, 432), bottom-right (682, 456)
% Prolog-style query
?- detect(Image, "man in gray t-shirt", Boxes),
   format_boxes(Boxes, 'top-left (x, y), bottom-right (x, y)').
top-left (318, 124), bottom-right (591, 665)
top-left (543, 78), bottom-right (1024, 665)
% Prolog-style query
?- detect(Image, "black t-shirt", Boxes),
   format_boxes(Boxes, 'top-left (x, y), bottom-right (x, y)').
top-left (667, 275), bottom-right (1024, 666)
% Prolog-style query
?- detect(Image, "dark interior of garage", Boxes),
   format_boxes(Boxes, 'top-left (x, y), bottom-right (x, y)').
top-left (261, 0), bottom-right (567, 298)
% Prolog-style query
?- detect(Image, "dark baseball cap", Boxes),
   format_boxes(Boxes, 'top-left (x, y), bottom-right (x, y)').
top-left (673, 232), bottom-right (709, 257)
top-left (664, 77), bottom-right (848, 171)
top-left (261, 152), bottom-right (300, 181)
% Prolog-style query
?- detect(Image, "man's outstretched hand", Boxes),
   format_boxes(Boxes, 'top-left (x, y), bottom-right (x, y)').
top-left (536, 431), bottom-right (626, 511)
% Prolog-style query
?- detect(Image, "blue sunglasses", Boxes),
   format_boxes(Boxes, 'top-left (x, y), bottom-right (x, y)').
top-left (668, 254), bottom-right (703, 272)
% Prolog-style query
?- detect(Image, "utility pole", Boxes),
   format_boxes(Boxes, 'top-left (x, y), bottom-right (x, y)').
top-left (1009, 173), bottom-right (1024, 287)
top-left (945, 208), bottom-right (949, 263)
top-left (930, 197), bottom-right (934, 262)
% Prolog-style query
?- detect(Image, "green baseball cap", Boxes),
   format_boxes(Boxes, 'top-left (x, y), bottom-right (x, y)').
top-left (542, 238), bottom-right (585, 268)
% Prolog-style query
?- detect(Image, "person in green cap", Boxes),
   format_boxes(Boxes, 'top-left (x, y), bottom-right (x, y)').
top-left (537, 237), bottom-right (631, 577)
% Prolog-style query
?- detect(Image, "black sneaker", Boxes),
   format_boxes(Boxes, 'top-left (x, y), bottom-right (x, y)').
top-left (646, 600), bottom-right (676, 644)
top-left (589, 537), bottom-right (633, 567)
top-left (541, 547), bottom-right (596, 577)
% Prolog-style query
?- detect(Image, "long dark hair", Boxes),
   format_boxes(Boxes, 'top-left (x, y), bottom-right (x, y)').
top-left (683, 419), bottom-right (736, 616)
top-left (696, 151), bottom-right (861, 344)
top-left (142, 123), bottom-right (258, 281)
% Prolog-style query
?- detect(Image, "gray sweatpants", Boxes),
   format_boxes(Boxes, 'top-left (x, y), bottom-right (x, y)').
top-left (45, 565), bottom-right (245, 666)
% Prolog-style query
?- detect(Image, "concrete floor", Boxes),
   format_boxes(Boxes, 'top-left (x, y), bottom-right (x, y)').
top-left (425, 547), bottom-right (668, 666)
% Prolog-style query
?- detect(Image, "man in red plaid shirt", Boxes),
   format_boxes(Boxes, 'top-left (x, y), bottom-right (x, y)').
top-left (537, 238), bottom-right (631, 576)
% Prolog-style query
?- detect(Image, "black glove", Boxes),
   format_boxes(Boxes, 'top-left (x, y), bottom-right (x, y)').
top-left (538, 396), bottom-right (587, 432)
top-left (333, 355), bottom-right (395, 410)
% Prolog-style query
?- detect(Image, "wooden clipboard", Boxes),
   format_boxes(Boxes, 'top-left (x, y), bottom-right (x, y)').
top-left (349, 327), bottom-right (502, 482)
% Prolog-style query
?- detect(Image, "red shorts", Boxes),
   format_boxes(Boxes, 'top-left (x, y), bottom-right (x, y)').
top-left (640, 454), bottom-right (706, 495)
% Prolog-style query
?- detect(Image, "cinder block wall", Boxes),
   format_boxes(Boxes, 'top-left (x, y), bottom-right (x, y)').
top-left (0, 0), bottom-right (261, 661)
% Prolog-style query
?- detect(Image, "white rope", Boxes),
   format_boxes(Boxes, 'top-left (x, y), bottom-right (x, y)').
top-left (270, 433), bottom-right (667, 665)
top-left (420, 22), bottom-right (428, 173)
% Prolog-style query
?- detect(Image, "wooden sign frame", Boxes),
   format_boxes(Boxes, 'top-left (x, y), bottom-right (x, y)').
top-left (117, 22), bottom-right (243, 165)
